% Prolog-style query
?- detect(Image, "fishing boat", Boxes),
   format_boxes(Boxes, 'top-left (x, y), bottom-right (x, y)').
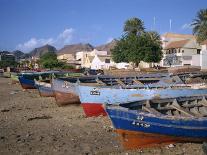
top-left (105, 96), bottom-right (207, 149)
top-left (18, 71), bottom-right (38, 89)
top-left (51, 73), bottom-right (170, 106)
top-left (35, 80), bottom-right (54, 97)
top-left (18, 71), bottom-right (61, 89)
top-left (11, 72), bottom-right (19, 84)
top-left (52, 78), bottom-right (80, 106)
top-left (77, 80), bottom-right (207, 117)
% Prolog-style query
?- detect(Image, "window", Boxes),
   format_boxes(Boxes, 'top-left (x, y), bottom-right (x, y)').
top-left (105, 59), bottom-right (110, 63)
top-left (197, 49), bottom-right (201, 54)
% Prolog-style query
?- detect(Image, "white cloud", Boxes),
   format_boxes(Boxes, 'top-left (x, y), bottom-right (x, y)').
top-left (182, 23), bottom-right (193, 30)
top-left (16, 28), bottom-right (74, 52)
top-left (106, 37), bottom-right (114, 43)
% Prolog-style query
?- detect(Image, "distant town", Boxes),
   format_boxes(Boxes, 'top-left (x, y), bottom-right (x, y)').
top-left (0, 32), bottom-right (207, 71)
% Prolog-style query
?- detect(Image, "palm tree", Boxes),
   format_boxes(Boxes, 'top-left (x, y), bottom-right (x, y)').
top-left (146, 31), bottom-right (161, 45)
top-left (191, 9), bottom-right (207, 43)
top-left (124, 17), bottom-right (145, 36)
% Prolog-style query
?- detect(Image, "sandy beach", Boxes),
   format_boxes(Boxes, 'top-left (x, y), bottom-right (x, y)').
top-left (0, 77), bottom-right (205, 155)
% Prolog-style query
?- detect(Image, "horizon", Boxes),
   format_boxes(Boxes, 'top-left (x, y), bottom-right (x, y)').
top-left (0, 0), bottom-right (206, 52)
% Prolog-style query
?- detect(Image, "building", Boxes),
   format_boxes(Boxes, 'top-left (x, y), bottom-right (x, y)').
top-left (0, 53), bottom-right (15, 62)
top-left (200, 40), bottom-right (207, 70)
top-left (57, 53), bottom-right (76, 63)
top-left (91, 55), bottom-right (115, 70)
top-left (161, 33), bottom-right (201, 67)
top-left (76, 49), bottom-right (108, 68)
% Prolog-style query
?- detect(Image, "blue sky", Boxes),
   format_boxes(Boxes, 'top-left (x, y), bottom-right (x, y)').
top-left (0, 0), bottom-right (206, 52)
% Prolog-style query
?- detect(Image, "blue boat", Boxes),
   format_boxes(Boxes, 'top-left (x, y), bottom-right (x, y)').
top-left (18, 71), bottom-right (63, 89)
top-left (105, 96), bottom-right (207, 149)
top-left (51, 73), bottom-right (173, 106)
top-left (35, 80), bottom-right (54, 97)
top-left (77, 83), bottom-right (207, 117)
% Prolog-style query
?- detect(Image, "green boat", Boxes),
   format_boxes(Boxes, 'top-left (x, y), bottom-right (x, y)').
top-left (11, 72), bottom-right (19, 84)
top-left (3, 72), bottom-right (11, 78)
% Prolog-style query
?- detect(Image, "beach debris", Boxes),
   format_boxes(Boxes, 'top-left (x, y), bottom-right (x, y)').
top-left (167, 144), bottom-right (175, 148)
top-left (1, 109), bottom-right (10, 112)
top-left (27, 115), bottom-right (52, 121)
top-left (10, 90), bottom-right (19, 95)
top-left (0, 136), bottom-right (5, 140)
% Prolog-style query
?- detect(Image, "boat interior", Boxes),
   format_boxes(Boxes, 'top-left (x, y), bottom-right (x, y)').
top-left (120, 96), bottom-right (207, 118)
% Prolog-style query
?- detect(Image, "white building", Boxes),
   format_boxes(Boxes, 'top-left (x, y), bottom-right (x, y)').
top-left (200, 40), bottom-right (207, 70)
top-left (91, 55), bottom-right (116, 70)
top-left (76, 49), bottom-right (108, 68)
top-left (161, 33), bottom-right (201, 67)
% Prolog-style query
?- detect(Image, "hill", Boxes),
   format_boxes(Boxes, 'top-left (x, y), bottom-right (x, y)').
top-left (29, 44), bottom-right (57, 58)
top-left (95, 39), bottom-right (117, 55)
top-left (57, 43), bottom-right (94, 55)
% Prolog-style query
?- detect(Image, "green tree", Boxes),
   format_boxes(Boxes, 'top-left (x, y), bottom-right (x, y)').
top-left (40, 52), bottom-right (59, 69)
top-left (39, 52), bottom-right (74, 70)
top-left (124, 17), bottom-right (145, 36)
top-left (191, 9), bottom-right (207, 43)
top-left (0, 60), bottom-right (18, 68)
top-left (112, 18), bottom-right (162, 67)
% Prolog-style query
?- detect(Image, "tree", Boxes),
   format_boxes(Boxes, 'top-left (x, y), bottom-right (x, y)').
top-left (112, 18), bottom-right (162, 67)
top-left (40, 52), bottom-right (59, 69)
top-left (0, 60), bottom-right (18, 68)
top-left (39, 52), bottom-right (74, 70)
top-left (124, 17), bottom-right (145, 36)
top-left (191, 9), bottom-right (207, 43)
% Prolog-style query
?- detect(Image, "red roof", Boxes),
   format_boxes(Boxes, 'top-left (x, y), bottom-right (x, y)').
top-left (164, 39), bottom-right (190, 49)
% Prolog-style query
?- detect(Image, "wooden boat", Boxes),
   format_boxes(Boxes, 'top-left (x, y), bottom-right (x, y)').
top-left (11, 72), bottom-right (19, 84)
top-left (77, 82), bottom-right (207, 117)
top-left (35, 80), bottom-right (54, 97)
top-left (51, 73), bottom-right (171, 106)
top-left (18, 72), bottom-right (37, 89)
top-left (52, 78), bottom-right (80, 106)
top-left (3, 72), bottom-right (11, 78)
top-left (18, 71), bottom-right (63, 89)
top-left (105, 96), bottom-right (207, 149)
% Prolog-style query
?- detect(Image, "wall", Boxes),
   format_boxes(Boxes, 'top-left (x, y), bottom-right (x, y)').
top-left (201, 45), bottom-right (207, 70)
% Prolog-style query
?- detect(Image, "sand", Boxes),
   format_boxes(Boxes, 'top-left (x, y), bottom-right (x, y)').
top-left (0, 77), bottom-right (205, 155)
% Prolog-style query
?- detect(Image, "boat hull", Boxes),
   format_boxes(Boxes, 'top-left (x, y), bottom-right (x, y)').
top-left (52, 78), bottom-right (80, 106)
top-left (11, 74), bottom-right (19, 84)
top-left (38, 85), bottom-right (54, 97)
top-left (106, 106), bottom-right (207, 149)
top-left (18, 76), bottom-right (36, 89)
top-left (81, 103), bottom-right (106, 116)
top-left (78, 85), bottom-right (207, 117)
top-left (115, 129), bottom-right (206, 149)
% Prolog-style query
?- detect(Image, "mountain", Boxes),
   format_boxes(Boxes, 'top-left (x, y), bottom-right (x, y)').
top-left (29, 44), bottom-right (57, 58)
top-left (57, 43), bottom-right (94, 55)
top-left (12, 50), bottom-right (25, 60)
top-left (95, 39), bottom-right (118, 55)
top-left (0, 51), bottom-right (10, 55)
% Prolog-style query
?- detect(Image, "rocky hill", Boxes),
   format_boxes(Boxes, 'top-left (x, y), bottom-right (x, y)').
top-left (57, 43), bottom-right (94, 55)
top-left (29, 44), bottom-right (57, 58)
top-left (12, 50), bottom-right (26, 60)
top-left (95, 39), bottom-right (117, 55)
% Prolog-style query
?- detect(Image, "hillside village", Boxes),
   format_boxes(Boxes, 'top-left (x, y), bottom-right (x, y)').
top-left (1, 32), bottom-right (207, 70)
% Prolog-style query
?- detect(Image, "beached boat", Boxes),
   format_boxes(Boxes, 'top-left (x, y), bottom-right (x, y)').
top-left (18, 71), bottom-right (62, 89)
top-left (18, 72), bottom-right (37, 89)
top-left (51, 73), bottom-right (171, 106)
top-left (77, 82), bottom-right (207, 117)
top-left (3, 72), bottom-right (11, 78)
top-left (105, 96), bottom-right (207, 149)
top-left (35, 80), bottom-right (54, 97)
top-left (11, 72), bottom-right (19, 84)
top-left (52, 78), bottom-right (80, 106)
